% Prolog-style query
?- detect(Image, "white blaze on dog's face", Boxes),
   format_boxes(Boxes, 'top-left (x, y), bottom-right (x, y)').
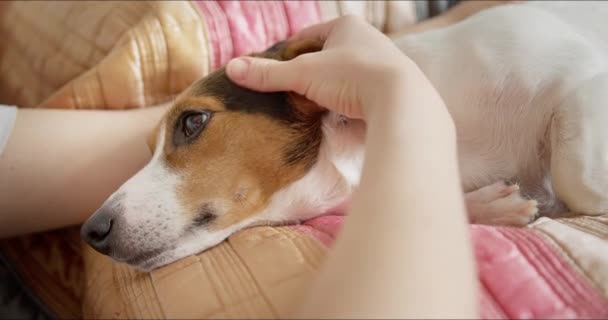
top-left (79, 40), bottom-right (357, 270)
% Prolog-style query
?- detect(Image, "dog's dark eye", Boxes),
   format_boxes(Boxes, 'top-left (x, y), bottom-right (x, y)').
top-left (174, 110), bottom-right (211, 146)
top-left (183, 111), bottom-right (209, 137)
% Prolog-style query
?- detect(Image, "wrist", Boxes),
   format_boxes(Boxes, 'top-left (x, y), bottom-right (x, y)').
top-left (364, 62), bottom-right (457, 146)
top-left (360, 59), bottom-right (415, 120)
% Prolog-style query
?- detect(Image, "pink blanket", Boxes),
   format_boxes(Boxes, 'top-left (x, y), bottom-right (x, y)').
top-left (292, 215), bottom-right (608, 319)
top-left (194, 1), bottom-right (322, 69)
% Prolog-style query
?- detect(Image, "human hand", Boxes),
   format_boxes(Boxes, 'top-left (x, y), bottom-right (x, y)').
top-left (225, 16), bottom-right (424, 120)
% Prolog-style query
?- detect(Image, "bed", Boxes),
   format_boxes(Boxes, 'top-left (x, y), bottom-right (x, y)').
top-left (0, 1), bottom-right (606, 318)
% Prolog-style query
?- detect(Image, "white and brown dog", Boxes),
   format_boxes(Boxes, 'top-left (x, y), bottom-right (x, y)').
top-left (82, 1), bottom-right (608, 270)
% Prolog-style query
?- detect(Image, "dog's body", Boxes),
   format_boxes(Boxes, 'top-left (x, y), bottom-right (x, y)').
top-left (395, 1), bottom-right (608, 221)
top-left (82, 1), bottom-right (608, 270)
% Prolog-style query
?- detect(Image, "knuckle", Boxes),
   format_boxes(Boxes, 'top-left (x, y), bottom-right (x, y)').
top-left (287, 61), bottom-right (309, 94)
top-left (252, 60), bottom-right (271, 86)
top-left (291, 54), bottom-right (311, 69)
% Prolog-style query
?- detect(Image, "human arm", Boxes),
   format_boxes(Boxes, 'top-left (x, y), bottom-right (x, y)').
top-left (295, 67), bottom-right (476, 319)
top-left (226, 17), bottom-right (477, 318)
top-left (0, 105), bottom-right (168, 238)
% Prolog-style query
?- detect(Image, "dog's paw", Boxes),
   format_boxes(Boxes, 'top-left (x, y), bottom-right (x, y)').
top-left (465, 181), bottom-right (538, 227)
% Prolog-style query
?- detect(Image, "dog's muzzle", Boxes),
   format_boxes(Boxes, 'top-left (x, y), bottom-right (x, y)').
top-left (81, 194), bottom-right (124, 255)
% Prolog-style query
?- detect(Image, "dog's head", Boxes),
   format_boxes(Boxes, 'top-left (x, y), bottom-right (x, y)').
top-left (81, 40), bottom-right (361, 270)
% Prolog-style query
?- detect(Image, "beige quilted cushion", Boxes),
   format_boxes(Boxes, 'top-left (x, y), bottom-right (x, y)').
top-left (82, 226), bottom-right (327, 319)
top-left (0, 1), bottom-right (210, 109)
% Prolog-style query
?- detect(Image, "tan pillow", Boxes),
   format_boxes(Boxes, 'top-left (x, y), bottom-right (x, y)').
top-left (82, 226), bottom-right (327, 319)
top-left (0, 1), bottom-right (210, 109)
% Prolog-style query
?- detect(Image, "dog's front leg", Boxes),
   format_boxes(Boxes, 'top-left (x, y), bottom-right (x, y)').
top-left (465, 181), bottom-right (538, 226)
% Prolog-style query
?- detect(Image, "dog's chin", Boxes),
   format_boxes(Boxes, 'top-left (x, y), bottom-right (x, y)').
top-left (113, 246), bottom-right (203, 271)
top-left (128, 251), bottom-right (177, 272)
top-left (116, 230), bottom-right (237, 271)
top-left (117, 246), bottom-right (203, 272)
top-left (107, 247), bottom-right (174, 271)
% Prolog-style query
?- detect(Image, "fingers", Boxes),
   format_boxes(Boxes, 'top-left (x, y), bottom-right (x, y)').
top-left (226, 56), bottom-right (305, 93)
top-left (225, 15), bottom-right (369, 94)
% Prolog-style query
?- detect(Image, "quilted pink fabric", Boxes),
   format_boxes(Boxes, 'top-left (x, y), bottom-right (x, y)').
top-left (194, 0), bottom-right (321, 69)
top-left (293, 215), bottom-right (608, 319)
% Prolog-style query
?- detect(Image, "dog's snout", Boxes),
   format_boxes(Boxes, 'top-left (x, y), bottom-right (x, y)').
top-left (84, 213), bottom-right (113, 243)
top-left (81, 201), bottom-right (122, 255)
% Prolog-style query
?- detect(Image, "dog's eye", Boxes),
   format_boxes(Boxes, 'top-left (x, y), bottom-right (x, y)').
top-left (173, 110), bottom-right (212, 146)
top-left (182, 111), bottom-right (210, 138)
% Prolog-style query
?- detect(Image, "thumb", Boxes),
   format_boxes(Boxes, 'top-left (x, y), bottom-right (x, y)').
top-left (226, 57), bottom-right (300, 93)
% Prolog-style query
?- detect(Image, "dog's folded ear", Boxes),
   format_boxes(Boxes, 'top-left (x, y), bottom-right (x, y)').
top-left (252, 39), bottom-right (325, 117)
top-left (279, 39), bottom-right (324, 61)
top-left (253, 39), bottom-right (324, 62)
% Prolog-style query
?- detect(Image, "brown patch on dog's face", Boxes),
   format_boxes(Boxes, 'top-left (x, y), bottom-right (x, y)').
top-left (160, 39), bottom-right (326, 231)
top-left (80, 39), bottom-right (331, 270)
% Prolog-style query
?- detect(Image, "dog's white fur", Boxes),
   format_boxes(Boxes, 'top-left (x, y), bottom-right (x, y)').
top-left (96, 1), bottom-right (608, 270)
top-left (108, 113), bottom-right (364, 269)
top-left (394, 1), bottom-right (608, 215)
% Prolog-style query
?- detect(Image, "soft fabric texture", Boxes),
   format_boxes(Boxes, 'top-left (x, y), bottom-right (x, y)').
top-left (76, 215), bottom-right (608, 319)
top-left (296, 216), bottom-right (608, 319)
top-left (1, 1), bottom-right (607, 319)
top-left (0, 1), bottom-right (418, 110)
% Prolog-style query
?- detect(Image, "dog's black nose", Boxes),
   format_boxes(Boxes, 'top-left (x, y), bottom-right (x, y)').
top-left (81, 203), bottom-right (120, 255)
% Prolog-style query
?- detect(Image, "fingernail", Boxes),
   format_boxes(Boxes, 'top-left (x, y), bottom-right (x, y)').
top-left (227, 58), bottom-right (250, 81)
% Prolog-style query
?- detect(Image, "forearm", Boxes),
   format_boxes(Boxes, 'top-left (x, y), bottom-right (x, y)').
top-left (295, 75), bottom-right (477, 318)
top-left (0, 106), bottom-right (167, 238)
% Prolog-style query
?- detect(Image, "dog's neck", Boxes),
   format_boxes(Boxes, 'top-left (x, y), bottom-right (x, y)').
top-left (320, 113), bottom-right (366, 186)
top-left (257, 112), bottom-right (366, 223)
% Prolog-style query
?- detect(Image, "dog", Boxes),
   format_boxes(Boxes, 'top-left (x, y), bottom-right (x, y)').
top-left (82, 1), bottom-right (608, 270)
